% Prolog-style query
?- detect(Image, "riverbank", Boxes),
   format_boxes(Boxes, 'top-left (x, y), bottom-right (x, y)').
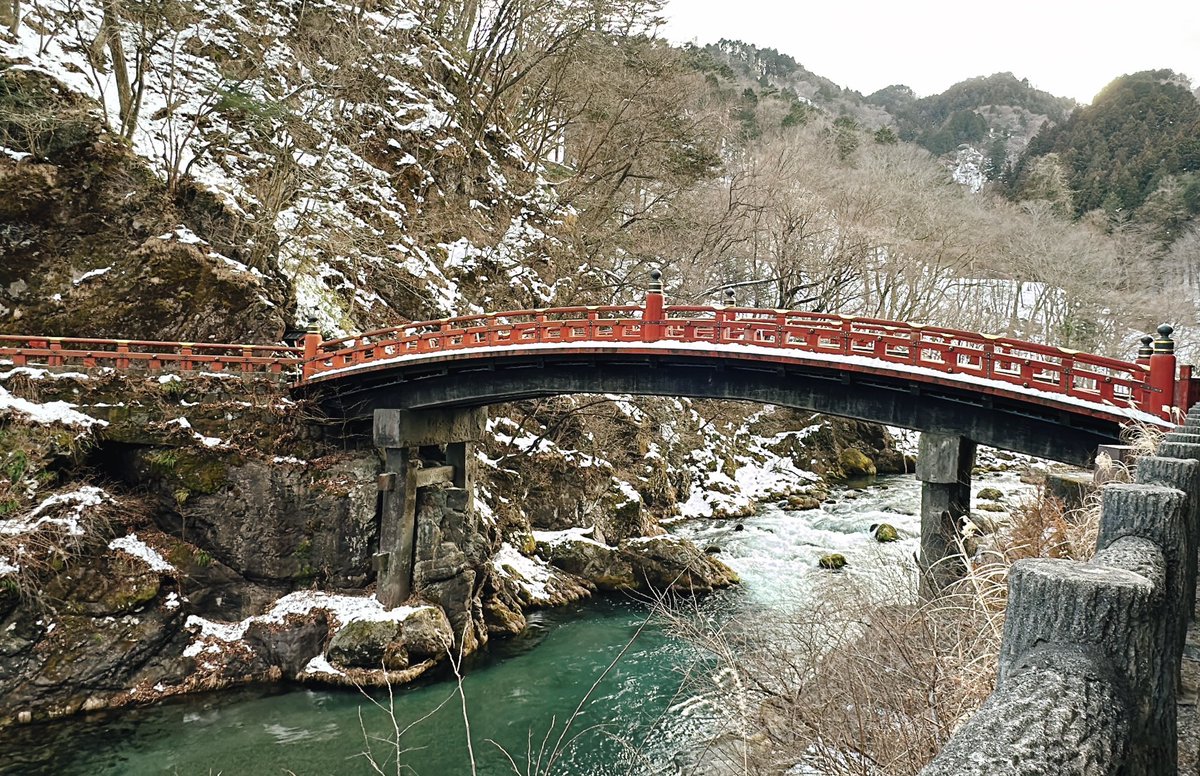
top-left (0, 471), bottom-right (1035, 775)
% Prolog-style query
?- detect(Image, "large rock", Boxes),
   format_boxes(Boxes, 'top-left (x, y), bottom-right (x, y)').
top-left (325, 607), bottom-right (453, 670)
top-left (412, 487), bottom-right (490, 654)
top-left (535, 533), bottom-right (637, 591)
top-left (618, 536), bottom-right (739, 594)
top-left (244, 613), bottom-right (331, 677)
top-left (398, 606), bottom-right (454, 660)
top-left (43, 552), bottom-right (161, 616)
top-left (131, 452), bottom-right (381, 587)
top-left (327, 620), bottom-right (401, 669)
top-left (837, 448), bottom-right (877, 479)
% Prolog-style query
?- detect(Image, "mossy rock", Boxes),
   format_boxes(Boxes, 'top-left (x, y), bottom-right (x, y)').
top-left (818, 553), bottom-right (847, 570)
top-left (143, 448), bottom-right (232, 495)
top-left (327, 620), bottom-right (402, 669)
top-left (399, 607), bottom-right (454, 660)
top-left (786, 495), bottom-right (822, 511)
top-left (977, 502), bottom-right (1007, 513)
top-left (871, 523), bottom-right (900, 543)
top-left (43, 554), bottom-right (162, 616)
top-left (837, 449), bottom-right (876, 478)
top-left (977, 487), bottom-right (1004, 501)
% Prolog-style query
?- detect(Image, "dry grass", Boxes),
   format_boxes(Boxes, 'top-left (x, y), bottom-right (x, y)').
top-left (658, 484), bottom-right (1104, 776)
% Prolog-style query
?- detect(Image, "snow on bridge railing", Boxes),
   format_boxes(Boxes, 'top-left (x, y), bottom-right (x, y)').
top-left (0, 276), bottom-right (1184, 421)
top-left (0, 335), bottom-right (303, 374)
top-left (303, 299), bottom-right (1176, 421)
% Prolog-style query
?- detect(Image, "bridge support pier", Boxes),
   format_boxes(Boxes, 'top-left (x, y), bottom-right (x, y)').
top-left (373, 407), bottom-right (487, 608)
top-left (916, 432), bottom-right (976, 599)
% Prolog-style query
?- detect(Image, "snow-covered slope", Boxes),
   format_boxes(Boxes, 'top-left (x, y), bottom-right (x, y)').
top-left (2, 0), bottom-right (564, 333)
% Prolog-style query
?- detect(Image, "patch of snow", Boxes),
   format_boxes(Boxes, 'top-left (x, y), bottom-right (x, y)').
top-left (1, 146), bottom-right (32, 162)
top-left (0, 367), bottom-right (90, 381)
top-left (73, 267), bottom-right (112, 284)
top-left (492, 543), bottom-right (552, 602)
top-left (0, 556), bottom-right (17, 575)
top-left (108, 534), bottom-right (175, 573)
top-left (0, 386), bottom-right (107, 429)
top-left (157, 226), bottom-right (206, 245)
top-left (301, 654), bottom-right (345, 677)
top-left (0, 486), bottom-right (109, 537)
top-left (183, 591), bottom-right (434, 658)
top-left (532, 526), bottom-right (608, 548)
top-left (168, 416), bottom-right (225, 448)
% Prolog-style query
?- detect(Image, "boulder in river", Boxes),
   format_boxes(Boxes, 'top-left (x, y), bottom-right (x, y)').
top-left (619, 536), bottom-right (739, 593)
top-left (837, 448), bottom-right (877, 478)
top-left (818, 553), bottom-right (848, 570)
top-left (871, 523), bottom-right (900, 543)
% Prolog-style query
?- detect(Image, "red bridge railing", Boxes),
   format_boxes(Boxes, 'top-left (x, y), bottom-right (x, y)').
top-left (300, 276), bottom-right (1181, 422)
top-left (0, 336), bottom-right (302, 374)
top-left (0, 274), bottom-right (1184, 422)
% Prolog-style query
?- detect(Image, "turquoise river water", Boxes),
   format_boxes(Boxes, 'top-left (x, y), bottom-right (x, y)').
top-left (0, 472), bottom-right (1027, 775)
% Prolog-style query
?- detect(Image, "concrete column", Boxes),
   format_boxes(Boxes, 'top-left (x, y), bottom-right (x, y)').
top-left (374, 407), bottom-right (486, 608)
top-left (916, 432), bottom-right (976, 599)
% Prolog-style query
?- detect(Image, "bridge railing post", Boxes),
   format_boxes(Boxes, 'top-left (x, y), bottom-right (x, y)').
top-left (1148, 324), bottom-right (1178, 419)
top-left (643, 269), bottom-right (663, 343)
top-left (301, 318), bottom-right (321, 381)
top-left (721, 288), bottom-right (736, 342)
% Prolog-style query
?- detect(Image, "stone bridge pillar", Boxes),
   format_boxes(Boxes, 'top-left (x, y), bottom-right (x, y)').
top-left (916, 432), bottom-right (976, 599)
top-left (373, 407), bottom-right (487, 608)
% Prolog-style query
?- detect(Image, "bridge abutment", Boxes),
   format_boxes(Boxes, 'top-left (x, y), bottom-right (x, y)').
top-left (916, 432), bottom-right (976, 599)
top-left (373, 407), bottom-right (487, 609)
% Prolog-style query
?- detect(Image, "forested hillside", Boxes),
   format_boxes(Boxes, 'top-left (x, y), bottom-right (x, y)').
top-left (1010, 70), bottom-right (1200, 230)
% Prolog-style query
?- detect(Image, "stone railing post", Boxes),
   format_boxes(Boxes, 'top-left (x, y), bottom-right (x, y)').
top-left (920, 463), bottom-right (1194, 775)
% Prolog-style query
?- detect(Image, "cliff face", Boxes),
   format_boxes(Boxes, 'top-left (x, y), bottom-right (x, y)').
top-left (0, 67), bottom-right (289, 341)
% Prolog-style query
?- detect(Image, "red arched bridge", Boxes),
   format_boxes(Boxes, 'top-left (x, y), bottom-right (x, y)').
top-left (0, 275), bottom-right (1193, 465)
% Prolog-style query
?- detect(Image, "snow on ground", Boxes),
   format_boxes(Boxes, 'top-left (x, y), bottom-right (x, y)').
top-left (0, 486), bottom-right (109, 538)
top-left (492, 542), bottom-right (554, 603)
top-left (532, 526), bottom-right (607, 548)
top-left (168, 417), bottom-right (225, 448)
top-left (0, 367), bottom-right (91, 382)
top-left (0, 386), bottom-right (107, 429)
top-left (183, 590), bottom-right (433, 659)
top-left (108, 534), bottom-right (175, 573)
top-left (73, 267), bottom-right (112, 284)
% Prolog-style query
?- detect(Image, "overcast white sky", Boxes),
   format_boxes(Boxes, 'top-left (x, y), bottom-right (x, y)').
top-left (661, 0), bottom-right (1200, 103)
